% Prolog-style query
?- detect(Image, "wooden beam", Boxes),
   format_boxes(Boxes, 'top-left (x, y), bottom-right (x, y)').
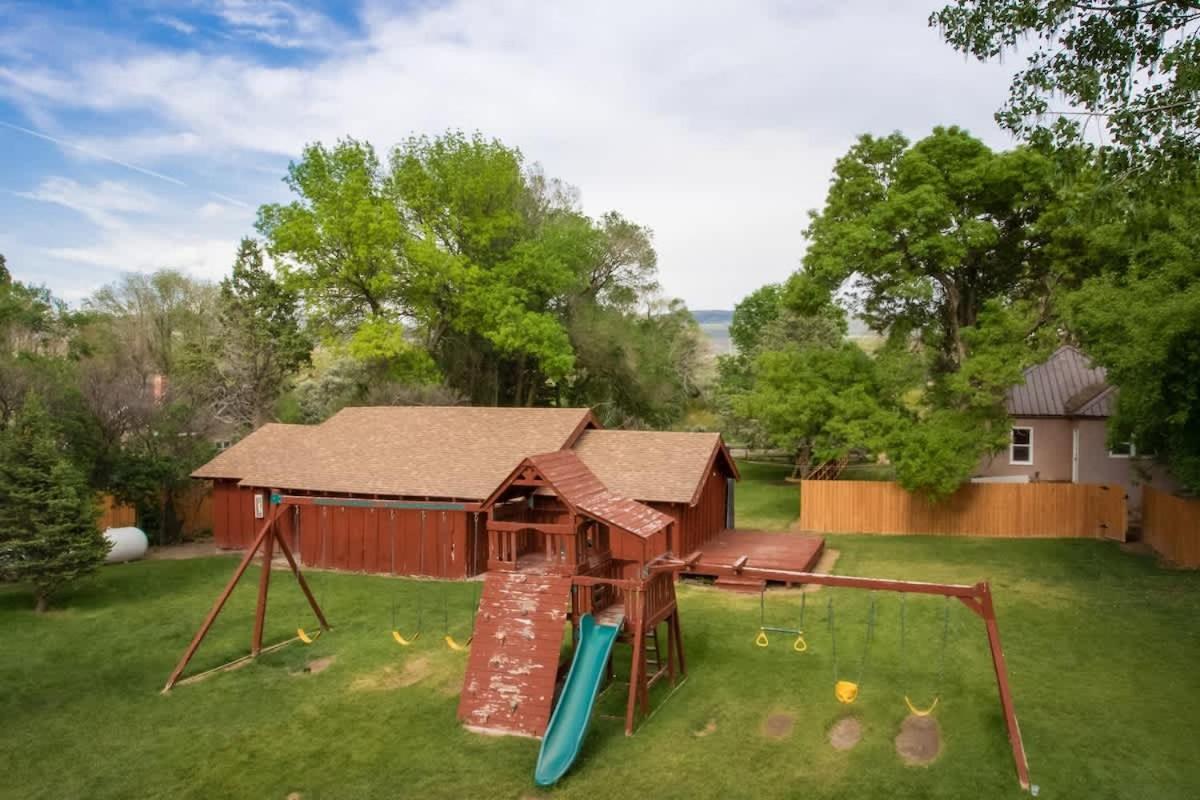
top-left (251, 519), bottom-right (276, 655)
top-left (162, 505), bottom-right (281, 693)
top-left (980, 583), bottom-right (1032, 791)
top-left (273, 494), bottom-right (480, 512)
top-left (702, 564), bottom-right (984, 598)
top-left (488, 520), bottom-right (574, 534)
top-left (731, 555), bottom-right (749, 573)
top-left (273, 525), bottom-right (329, 632)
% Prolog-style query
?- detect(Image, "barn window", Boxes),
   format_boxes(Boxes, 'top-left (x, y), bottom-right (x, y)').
top-left (1009, 427), bottom-right (1033, 465)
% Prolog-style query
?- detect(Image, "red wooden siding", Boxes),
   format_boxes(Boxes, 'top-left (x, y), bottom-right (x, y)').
top-left (650, 467), bottom-right (728, 554)
top-left (210, 481), bottom-right (485, 578)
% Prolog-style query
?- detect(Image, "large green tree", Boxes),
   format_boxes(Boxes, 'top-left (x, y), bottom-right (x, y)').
top-left (212, 239), bottom-right (312, 430)
top-left (260, 130), bottom-right (697, 425)
top-left (933, 0), bottom-right (1200, 175)
top-left (0, 393), bottom-right (108, 612)
top-left (803, 126), bottom-right (1059, 372)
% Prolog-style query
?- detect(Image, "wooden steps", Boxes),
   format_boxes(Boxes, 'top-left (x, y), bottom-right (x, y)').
top-left (713, 576), bottom-right (766, 593)
top-left (457, 571), bottom-right (572, 738)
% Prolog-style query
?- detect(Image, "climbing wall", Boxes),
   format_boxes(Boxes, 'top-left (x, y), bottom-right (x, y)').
top-left (457, 571), bottom-right (572, 737)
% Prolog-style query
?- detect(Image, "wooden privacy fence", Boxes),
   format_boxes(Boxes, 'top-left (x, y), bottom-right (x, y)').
top-left (799, 480), bottom-right (1127, 540)
top-left (99, 495), bottom-right (137, 529)
top-left (1142, 486), bottom-right (1200, 568)
top-left (96, 484), bottom-right (214, 537)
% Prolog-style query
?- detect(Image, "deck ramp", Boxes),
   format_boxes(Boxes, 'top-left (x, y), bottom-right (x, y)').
top-left (457, 571), bottom-right (572, 737)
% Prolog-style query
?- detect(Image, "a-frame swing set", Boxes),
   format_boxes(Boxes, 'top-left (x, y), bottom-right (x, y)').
top-left (162, 494), bottom-right (331, 693)
top-left (697, 557), bottom-right (1032, 792)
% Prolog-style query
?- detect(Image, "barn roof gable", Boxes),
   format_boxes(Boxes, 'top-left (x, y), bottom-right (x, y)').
top-left (570, 429), bottom-right (739, 505)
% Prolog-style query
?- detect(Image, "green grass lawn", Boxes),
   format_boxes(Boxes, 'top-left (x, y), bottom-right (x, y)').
top-left (734, 459), bottom-right (799, 530)
top-left (4, 535), bottom-right (1199, 799)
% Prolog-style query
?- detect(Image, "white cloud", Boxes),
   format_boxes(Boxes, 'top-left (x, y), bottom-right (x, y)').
top-left (0, 0), bottom-right (1022, 307)
top-left (16, 176), bottom-right (160, 228)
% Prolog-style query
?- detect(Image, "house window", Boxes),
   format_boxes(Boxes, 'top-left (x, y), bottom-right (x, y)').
top-left (1109, 441), bottom-right (1135, 458)
top-left (1010, 427), bottom-right (1033, 465)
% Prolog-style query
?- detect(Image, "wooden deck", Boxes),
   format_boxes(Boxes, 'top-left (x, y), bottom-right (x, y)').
top-left (684, 529), bottom-right (825, 589)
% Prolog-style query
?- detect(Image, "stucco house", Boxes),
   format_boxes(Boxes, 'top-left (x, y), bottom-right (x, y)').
top-left (973, 345), bottom-right (1174, 513)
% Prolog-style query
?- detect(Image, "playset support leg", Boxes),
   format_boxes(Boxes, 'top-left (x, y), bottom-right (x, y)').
top-left (162, 504), bottom-right (281, 692)
top-left (251, 520), bottom-right (276, 656)
top-left (273, 520), bottom-right (330, 633)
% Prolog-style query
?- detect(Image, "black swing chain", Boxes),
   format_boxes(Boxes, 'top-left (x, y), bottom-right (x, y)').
top-left (901, 594), bottom-right (952, 696)
top-left (856, 593), bottom-right (877, 688)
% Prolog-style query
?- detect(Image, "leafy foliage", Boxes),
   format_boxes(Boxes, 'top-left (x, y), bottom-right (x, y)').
top-left (0, 393), bottom-right (109, 611)
top-left (933, 0), bottom-right (1200, 175)
top-left (1066, 178), bottom-right (1200, 491)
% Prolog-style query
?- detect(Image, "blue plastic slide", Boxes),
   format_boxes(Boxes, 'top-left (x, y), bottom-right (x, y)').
top-left (534, 612), bottom-right (624, 786)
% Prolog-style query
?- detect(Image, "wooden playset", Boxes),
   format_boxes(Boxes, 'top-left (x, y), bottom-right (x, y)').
top-left (165, 445), bottom-right (1033, 792)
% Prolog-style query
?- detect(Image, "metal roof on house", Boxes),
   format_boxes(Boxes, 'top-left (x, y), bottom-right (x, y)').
top-left (1007, 346), bottom-right (1113, 418)
top-left (193, 406), bottom-right (597, 500)
top-left (524, 451), bottom-right (673, 538)
top-left (571, 429), bottom-right (739, 505)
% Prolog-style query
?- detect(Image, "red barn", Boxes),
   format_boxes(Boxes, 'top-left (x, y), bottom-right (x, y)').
top-left (192, 406), bottom-right (738, 579)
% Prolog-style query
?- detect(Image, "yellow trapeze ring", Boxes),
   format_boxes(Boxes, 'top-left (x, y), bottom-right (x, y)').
top-left (904, 695), bottom-right (939, 717)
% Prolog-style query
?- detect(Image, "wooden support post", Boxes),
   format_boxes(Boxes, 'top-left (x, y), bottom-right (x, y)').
top-left (626, 619), bottom-right (645, 737)
top-left (251, 520), bottom-right (276, 655)
top-left (979, 583), bottom-right (1032, 791)
top-left (162, 506), bottom-right (280, 693)
top-left (273, 524), bottom-right (330, 632)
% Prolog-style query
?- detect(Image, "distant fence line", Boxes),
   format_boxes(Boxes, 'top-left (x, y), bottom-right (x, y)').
top-left (799, 480), bottom-right (1127, 540)
top-left (1142, 486), bottom-right (1200, 568)
top-left (97, 483), bottom-right (213, 538)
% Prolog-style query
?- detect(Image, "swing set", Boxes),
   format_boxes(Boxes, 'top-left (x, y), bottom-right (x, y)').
top-left (713, 562), bottom-right (1032, 792)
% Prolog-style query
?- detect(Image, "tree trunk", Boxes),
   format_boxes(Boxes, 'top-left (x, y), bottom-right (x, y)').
top-left (34, 592), bottom-right (49, 613)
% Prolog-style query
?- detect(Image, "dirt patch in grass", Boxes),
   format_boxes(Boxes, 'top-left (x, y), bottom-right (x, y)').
top-left (762, 712), bottom-right (795, 739)
top-left (302, 656), bottom-right (335, 675)
top-left (350, 656), bottom-right (434, 691)
top-left (895, 714), bottom-right (941, 765)
top-left (693, 719), bottom-right (718, 738)
top-left (828, 716), bottom-right (862, 750)
top-left (800, 549), bottom-right (841, 592)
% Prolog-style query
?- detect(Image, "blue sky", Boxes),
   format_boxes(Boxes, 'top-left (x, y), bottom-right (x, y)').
top-left (1, 0), bottom-right (1023, 307)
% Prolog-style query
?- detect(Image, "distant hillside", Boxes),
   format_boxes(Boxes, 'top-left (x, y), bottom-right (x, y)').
top-left (690, 309), bottom-right (733, 355)
top-left (690, 308), bottom-right (878, 355)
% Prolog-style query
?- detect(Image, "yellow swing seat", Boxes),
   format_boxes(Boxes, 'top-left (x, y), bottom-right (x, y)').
top-left (392, 630), bottom-right (419, 646)
top-left (444, 634), bottom-right (471, 652)
top-left (904, 695), bottom-right (939, 717)
top-left (297, 627), bottom-right (322, 645)
top-left (835, 680), bottom-right (859, 704)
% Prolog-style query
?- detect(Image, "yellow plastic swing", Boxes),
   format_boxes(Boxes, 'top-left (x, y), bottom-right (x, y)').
top-left (297, 627), bottom-right (321, 645)
top-left (391, 594), bottom-right (422, 646)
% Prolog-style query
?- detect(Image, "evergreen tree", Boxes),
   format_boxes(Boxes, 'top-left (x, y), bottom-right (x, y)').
top-left (0, 393), bottom-right (109, 612)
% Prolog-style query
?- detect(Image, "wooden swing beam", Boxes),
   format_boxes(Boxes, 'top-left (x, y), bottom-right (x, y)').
top-left (161, 494), bottom-right (331, 693)
top-left (696, 562), bottom-right (1032, 793)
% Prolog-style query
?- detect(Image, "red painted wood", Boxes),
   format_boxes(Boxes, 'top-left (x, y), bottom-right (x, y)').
top-left (457, 572), bottom-right (572, 737)
top-left (347, 507), bottom-right (365, 571)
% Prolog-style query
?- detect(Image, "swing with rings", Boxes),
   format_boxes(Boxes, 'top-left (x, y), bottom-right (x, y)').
top-left (752, 587), bottom-right (951, 712)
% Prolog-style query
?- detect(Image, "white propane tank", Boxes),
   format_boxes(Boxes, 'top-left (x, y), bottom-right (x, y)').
top-left (104, 527), bottom-right (149, 563)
